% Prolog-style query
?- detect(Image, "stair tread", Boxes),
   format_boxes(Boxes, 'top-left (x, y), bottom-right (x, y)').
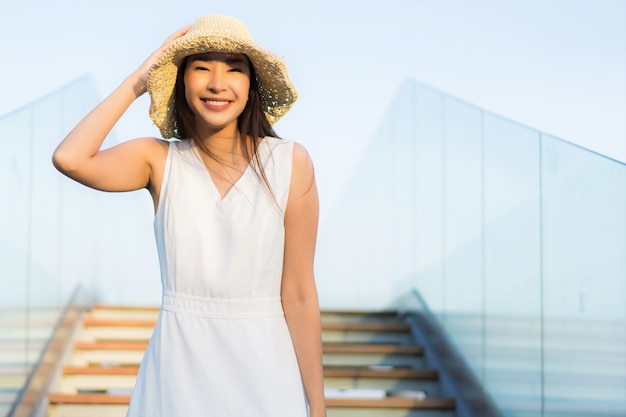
top-left (324, 367), bottom-right (437, 379)
top-left (92, 303), bottom-right (399, 316)
top-left (323, 344), bottom-right (423, 354)
top-left (49, 393), bottom-right (131, 404)
top-left (48, 393), bottom-right (455, 409)
top-left (62, 365), bottom-right (438, 379)
top-left (82, 317), bottom-right (409, 331)
top-left (73, 341), bottom-right (423, 354)
top-left (328, 397), bottom-right (455, 409)
top-left (74, 341), bottom-right (149, 350)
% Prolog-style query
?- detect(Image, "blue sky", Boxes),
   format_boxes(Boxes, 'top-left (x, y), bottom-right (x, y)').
top-left (1, 0), bottom-right (624, 213)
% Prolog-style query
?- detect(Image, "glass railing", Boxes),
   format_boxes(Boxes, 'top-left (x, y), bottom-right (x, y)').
top-left (0, 77), bottom-right (95, 416)
top-left (0, 77), bottom-right (98, 417)
top-left (0, 73), bottom-right (167, 414)
top-left (0, 76), bottom-right (156, 417)
top-left (2, 75), bottom-right (624, 417)
top-left (315, 79), bottom-right (626, 417)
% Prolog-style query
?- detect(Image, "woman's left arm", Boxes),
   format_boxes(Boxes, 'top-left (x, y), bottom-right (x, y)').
top-left (281, 143), bottom-right (326, 417)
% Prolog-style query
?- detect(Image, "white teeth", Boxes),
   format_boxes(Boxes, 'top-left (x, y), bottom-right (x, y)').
top-left (205, 100), bottom-right (228, 105)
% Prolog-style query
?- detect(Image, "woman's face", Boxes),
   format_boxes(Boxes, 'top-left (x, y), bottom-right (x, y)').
top-left (183, 52), bottom-right (251, 136)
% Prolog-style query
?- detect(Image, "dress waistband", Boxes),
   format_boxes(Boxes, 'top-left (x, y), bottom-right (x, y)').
top-left (162, 290), bottom-right (284, 319)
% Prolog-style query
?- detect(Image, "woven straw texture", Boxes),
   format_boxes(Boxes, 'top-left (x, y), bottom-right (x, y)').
top-left (148, 15), bottom-right (297, 139)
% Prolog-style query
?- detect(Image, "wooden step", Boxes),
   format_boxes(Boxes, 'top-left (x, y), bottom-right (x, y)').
top-left (62, 365), bottom-right (436, 378)
top-left (325, 344), bottom-right (424, 369)
top-left (77, 328), bottom-right (413, 345)
top-left (323, 344), bottom-right (422, 355)
top-left (0, 326), bottom-right (55, 339)
top-left (0, 341), bottom-right (47, 349)
top-left (73, 341), bottom-right (423, 354)
top-left (57, 365), bottom-right (442, 396)
top-left (0, 372), bottom-right (28, 389)
top-left (329, 397), bottom-right (454, 409)
top-left (49, 392), bottom-right (455, 407)
top-left (50, 393), bottom-right (130, 404)
top-left (82, 317), bottom-right (410, 332)
top-left (322, 345), bottom-right (425, 368)
top-left (69, 341), bottom-right (425, 368)
top-left (92, 304), bottom-right (399, 316)
top-left (0, 317), bottom-right (61, 327)
top-left (325, 367), bottom-right (437, 379)
top-left (89, 304), bottom-right (402, 323)
top-left (78, 319), bottom-right (412, 344)
top-left (0, 307), bottom-right (64, 320)
top-left (80, 317), bottom-right (409, 330)
top-left (48, 392), bottom-right (455, 409)
top-left (92, 304), bottom-right (159, 312)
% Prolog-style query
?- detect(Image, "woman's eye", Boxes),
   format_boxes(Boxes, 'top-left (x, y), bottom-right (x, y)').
top-left (228, 67), bottom-right (242, 72)
top-left (195, 65), bottom-right (209, 71)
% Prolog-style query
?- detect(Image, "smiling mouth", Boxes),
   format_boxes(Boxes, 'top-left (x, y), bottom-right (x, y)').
top-left (200, 99), bottom-right (232, 111)
top-left (202, 99), bottom-right (231, 105)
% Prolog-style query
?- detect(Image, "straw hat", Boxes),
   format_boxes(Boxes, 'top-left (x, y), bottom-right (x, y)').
top-left (148, 14), bottom-right (298, 139)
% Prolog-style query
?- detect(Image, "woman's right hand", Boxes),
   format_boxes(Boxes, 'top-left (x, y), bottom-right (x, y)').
top-left (129, 24), bottom-right (192, 97)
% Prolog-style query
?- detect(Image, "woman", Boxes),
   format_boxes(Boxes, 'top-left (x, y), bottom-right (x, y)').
top-left (53, 14), bottom-right (325, 417)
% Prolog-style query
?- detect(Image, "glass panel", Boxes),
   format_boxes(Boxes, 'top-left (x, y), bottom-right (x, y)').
top-left (440, 97), bottom-right (485, 378)
top-left (388, 81), bottom-right (417, 291)
top-left (0, 105), bottom-right (32, 417)
top-left (541, 135), bottom-right (626, 416)
top-left (314, 80), bottom-right (418, 308)
top-left (0, 106), bottom-right (31, 307)
top-left (0, 77), bottom-right (100, 416)
top-left (413, 84), bottom-right (444, 310)
top-left (29, 92), bottom-right (64, 306)
top-left (315, 77), bottom-right (626, 417)
top-left (57, 78), bottom-right (103, 300)
top-left (483, 114), bottom-right (542, 415)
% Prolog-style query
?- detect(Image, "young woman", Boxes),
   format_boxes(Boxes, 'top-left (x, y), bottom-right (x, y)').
top-left (53, 14), bottom-right (325, 417)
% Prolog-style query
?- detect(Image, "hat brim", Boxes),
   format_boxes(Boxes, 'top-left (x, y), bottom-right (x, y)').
top-left (148, 33), bottom-right (297, 139)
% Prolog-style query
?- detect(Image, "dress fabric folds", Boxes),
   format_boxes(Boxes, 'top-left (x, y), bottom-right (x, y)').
top-left (125, 137), bottom-right (307, 417)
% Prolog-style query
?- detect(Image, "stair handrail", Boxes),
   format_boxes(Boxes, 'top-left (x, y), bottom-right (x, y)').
top-left (7, 285), bottom-right (92, 417)
top-left (400, 288), bottom-right (503, 417)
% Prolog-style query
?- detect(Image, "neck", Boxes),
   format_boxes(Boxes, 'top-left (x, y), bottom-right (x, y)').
top-left (196, 124), bottom-right (244, 160)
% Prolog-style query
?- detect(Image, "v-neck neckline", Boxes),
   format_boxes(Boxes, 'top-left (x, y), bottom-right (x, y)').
top-left (191, 137), bottom-right (266, 203)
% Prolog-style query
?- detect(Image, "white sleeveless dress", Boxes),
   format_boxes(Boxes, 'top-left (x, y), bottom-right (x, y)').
top-left (125, 137), bottom-right (308, 417)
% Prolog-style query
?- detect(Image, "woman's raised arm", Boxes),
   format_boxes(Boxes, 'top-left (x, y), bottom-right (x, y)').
top-left (52, 25), bottom-right (190, 194)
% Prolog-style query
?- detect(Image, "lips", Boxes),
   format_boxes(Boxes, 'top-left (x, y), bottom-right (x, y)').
top-left (201, 98), bottom-right (231, 110)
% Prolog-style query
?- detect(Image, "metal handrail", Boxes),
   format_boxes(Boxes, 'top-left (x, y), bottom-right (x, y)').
top-left (400, 288), bottom-right (503, 417)
top-left (8, 286), bottom-right (92, 417)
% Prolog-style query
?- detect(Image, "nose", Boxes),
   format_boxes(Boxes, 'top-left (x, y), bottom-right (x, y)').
top-left (206, 68), bottom-right (226, 93)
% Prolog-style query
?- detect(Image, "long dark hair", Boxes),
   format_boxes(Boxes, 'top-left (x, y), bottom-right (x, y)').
top-left (173, 53), bottom-right (280, 202)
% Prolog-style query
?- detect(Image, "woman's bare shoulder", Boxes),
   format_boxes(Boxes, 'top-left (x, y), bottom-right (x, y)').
top-left (289, 142), bottom-right (315, 199)
top-left (291, 142), bottom-right (313, 172)
top-left (121, 136), bottom-right (171, 165)
top-left (132, 136), bottom-right (170, 152)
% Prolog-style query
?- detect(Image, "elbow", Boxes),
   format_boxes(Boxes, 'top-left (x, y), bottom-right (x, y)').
top-left (281, 285), bottom-right (320, 311)
top-left (51, 147), bottom-right (77, 176)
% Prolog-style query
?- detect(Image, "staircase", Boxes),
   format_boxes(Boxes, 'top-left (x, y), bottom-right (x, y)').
top-left (47, 304), bottom-right (456, 417)
top-left (0, 307), bottom-right (64, 417)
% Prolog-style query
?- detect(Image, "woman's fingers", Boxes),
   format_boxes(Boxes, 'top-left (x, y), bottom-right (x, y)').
top-left (152, 24), bottom-right (192, 65)
top-left (131, 24), bottom-right (192, 95)
top-left (163, 24), bottom-right (192, 45)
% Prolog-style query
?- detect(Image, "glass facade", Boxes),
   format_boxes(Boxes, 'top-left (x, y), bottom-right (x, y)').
top-left (1, 76), bottom-right (624, 416)
top-left (0, 77), bottom-right (158, 417)
top-left (316, 79), bottom-right (626, 416)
